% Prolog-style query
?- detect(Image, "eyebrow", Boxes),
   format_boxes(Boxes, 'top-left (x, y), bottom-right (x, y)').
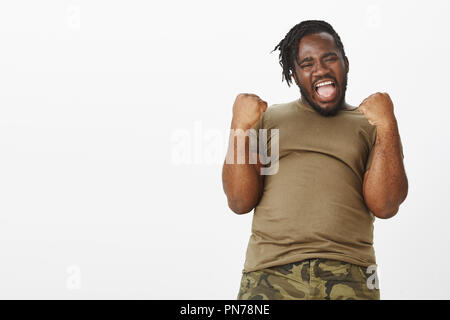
top-left (298, 51), bottom-right (339, 65)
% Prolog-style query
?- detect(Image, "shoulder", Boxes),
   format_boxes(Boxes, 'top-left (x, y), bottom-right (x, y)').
top-left (263, 99), bottom-right (299, 123)
top-left (349, 111), bottom-right (377, 145)
top-left (266, 99), bottom-right (298, 113)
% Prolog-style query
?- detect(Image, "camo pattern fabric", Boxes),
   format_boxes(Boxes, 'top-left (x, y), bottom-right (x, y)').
top-left (237, 258), bottom-right (380, 300)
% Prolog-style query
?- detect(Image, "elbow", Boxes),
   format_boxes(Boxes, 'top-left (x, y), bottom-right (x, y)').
top-left (227, 198), bottom-right (257, 215)
top-left (372, 207), bottom-right (399, 219)
top-left (364, 184), bottom-right (408, 220)
top-left (369, 203), bottom-right (399, 219)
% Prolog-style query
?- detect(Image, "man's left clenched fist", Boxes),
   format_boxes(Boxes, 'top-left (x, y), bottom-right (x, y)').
top-left (358, 92), bottom-right (396, 128)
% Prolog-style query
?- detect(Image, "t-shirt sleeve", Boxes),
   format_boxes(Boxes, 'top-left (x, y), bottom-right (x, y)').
top-left (365, 147), bottom-right (374, 172)
top-left (365, 133), bottom-right (404, 172)
top-left (251, 113), bottom-right (264, 134)
top-left (248, 110), bottom-right (266, 154)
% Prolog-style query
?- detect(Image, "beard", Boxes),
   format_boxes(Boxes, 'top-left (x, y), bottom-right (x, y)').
top-left (298, 73), bottom-right (348, 117)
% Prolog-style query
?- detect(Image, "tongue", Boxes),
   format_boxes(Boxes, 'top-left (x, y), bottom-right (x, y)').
top-left (317, 84), bottom-right (336, 98)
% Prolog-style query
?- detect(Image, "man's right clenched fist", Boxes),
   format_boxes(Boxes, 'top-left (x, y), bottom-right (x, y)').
top-left (232, 93), bottom-right (268, 130)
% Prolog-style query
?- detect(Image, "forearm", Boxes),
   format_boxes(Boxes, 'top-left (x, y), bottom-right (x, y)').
top-left (222, 126), bottom-right (263, 214)
top-left (364, 119), bottom-right (408, 218)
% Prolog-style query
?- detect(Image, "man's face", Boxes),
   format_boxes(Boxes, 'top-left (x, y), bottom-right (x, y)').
top-left (293, 32), bottom-right (349, 117)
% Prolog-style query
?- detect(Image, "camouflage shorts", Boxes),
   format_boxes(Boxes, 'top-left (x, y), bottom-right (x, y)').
top-left (237, 258), bottom-right (380, 300)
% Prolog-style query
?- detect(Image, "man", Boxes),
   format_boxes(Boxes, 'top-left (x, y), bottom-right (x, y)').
top-left (222, 20), bottom-right (408, 300)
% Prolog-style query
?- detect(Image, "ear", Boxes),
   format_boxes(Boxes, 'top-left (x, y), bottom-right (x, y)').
top-left (344, 56), bottom-right (349, 73)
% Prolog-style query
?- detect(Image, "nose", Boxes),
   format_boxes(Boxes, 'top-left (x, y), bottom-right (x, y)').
top-left (312, 60), bottom-right (329, 77)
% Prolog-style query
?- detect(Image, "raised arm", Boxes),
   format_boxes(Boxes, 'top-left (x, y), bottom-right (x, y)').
top-left (222, 93), bottom-right (267, 214)
top-left (359, 92), bottom-right (409, 219)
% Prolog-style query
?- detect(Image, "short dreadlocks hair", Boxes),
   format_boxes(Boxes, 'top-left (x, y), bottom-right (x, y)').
top-left (272, 20), bottom-right (346, 87)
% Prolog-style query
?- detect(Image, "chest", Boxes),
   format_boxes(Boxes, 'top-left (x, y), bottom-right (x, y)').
top-left (269, 113), bottom-right (372, 171)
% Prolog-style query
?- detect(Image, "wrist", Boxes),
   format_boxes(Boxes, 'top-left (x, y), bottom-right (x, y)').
top-left (231, 119), bottom-right (252, 130)
top-left (377, 117), bottom-right (397, 132)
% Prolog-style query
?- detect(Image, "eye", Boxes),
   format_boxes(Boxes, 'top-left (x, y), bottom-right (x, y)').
top-left (325, 57), bottom-right (337, 62)
top-left (301, 64), bottom-right (313, 69)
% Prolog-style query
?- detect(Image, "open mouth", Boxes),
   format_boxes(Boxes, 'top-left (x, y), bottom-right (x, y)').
top-left (314, 80), bottom-right (337, 102)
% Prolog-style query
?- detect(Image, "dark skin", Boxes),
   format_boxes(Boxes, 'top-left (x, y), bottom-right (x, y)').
top-left (293, 32), bottom-right (408, 218)
top-left (223, 32), bottom-right (408, 218)
top-left (292, 32), bottom-right (353, 114)
top-left (222, 93), bottom-right (267, 214)
top-left (358, 93), bottom-right (408, 219)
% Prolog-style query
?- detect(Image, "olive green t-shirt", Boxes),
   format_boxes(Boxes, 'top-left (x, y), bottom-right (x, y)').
top-left (243, 98), bottom-right (403, 273)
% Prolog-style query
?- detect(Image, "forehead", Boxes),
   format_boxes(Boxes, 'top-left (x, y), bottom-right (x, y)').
top-left (297, 32), bottom-right (338, 58)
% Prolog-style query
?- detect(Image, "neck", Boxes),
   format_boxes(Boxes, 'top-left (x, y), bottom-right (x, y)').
top-left (341, 101), bottom-right (355, 110)
top-left (300, 96), bottom-right (354, 110)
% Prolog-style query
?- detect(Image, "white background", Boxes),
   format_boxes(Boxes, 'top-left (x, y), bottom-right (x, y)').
top-left (0, 0), bottom-right (448, 299)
